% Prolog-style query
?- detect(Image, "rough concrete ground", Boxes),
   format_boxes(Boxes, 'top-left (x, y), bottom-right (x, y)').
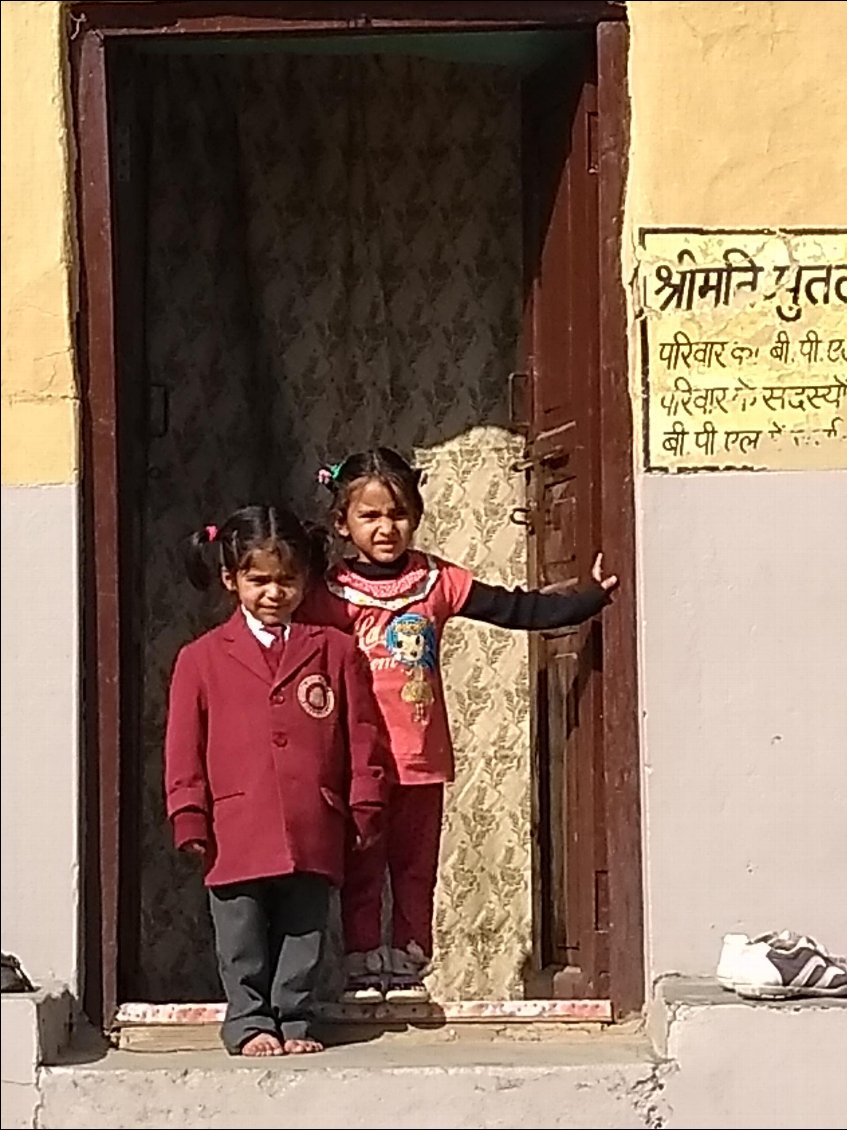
top-left (5, 981), bottom-right (847, 1129)
top-left (37, 1026), bottom-right (661, 1130)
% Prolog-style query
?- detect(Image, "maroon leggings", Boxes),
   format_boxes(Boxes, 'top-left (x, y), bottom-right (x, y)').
top-left (342, 782), bottom-right (444, 956)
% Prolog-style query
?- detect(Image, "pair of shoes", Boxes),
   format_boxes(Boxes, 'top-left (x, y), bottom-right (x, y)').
top-left (717, 931), bottom-right (847, 1000)
top-left (339, 944), bottom-right (432, 1005)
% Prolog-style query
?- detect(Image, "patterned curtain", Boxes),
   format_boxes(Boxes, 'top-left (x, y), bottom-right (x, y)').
top-left (138, 51), bottom-right (531, 1002)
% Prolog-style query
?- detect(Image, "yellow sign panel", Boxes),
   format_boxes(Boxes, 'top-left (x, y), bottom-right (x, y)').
top-left (639, 229), bottom-right (847, 471)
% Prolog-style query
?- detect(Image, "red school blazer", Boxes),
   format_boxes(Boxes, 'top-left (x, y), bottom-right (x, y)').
top-left (164, 610), bottom-right (388, 888)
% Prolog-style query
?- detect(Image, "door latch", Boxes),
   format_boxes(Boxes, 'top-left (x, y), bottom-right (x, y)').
top-left (509, 506), bottom-right (535, 528)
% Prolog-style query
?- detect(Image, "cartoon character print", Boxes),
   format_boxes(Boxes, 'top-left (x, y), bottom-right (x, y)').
top-left (384, 613), bottom-right (437, 724)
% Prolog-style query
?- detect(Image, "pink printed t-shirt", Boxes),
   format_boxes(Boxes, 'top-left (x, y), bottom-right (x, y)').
top-left (300, 552), bottom-right (473, 785)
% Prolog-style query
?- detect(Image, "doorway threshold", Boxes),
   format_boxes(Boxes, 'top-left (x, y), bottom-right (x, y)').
top-left (114, 999), bottom-right (613, 1051)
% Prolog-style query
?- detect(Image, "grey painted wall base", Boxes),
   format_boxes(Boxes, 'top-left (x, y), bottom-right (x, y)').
top-left (638, 470), bottom-right (847, 979)
top-left (0, 485), bottom-right (80, 989)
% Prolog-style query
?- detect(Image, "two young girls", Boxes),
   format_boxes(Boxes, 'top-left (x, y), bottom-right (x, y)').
top-left (164, 507), bottom-right (387, 1057)
top-left (164, 453), bottom-right (617, 1047)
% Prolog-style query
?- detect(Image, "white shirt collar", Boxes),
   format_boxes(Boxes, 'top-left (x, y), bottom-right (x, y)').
top-left (241, 606), bottom-right (290, 648)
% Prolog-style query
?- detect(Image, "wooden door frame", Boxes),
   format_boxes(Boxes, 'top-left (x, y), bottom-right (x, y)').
top-left (69, 0), bottom-right (640, 1026)
top-left (596, 20), bottom-right (643, 1018)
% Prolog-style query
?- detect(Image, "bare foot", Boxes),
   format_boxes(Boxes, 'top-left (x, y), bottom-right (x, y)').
top-left (240, 1032), bottom-right (283, 1057)
top-left (283, 1037), bottom-right (324, 1054)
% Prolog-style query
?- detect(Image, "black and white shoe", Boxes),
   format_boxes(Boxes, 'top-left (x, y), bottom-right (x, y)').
top-left (720, 931), bottom-right (847, 1000)
top-left (384, 943), bottom-right (431, 1004)
top-left (339, 948), bottom-right (385, 1004)
top-left (1, 953), bottom-right (34, 994)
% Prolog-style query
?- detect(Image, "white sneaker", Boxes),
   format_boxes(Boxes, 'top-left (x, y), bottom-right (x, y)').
top-left (716, 933), bottom-right (755, 990)
top-left (717, 930), bottom-right (818, 988)
top-left (717, 931), bottom-right (847, 1000)
top-left (384, 980), bottom-right (430, 1004)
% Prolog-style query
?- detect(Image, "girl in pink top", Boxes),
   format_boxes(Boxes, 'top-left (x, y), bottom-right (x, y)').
top-left (299, 448), bottom-right (619, 1005)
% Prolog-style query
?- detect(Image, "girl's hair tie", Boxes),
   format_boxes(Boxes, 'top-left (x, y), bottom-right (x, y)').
top-left (205, 524), bottom-right (219, 542)
top-left (317, 462), bottom-right (344, 488)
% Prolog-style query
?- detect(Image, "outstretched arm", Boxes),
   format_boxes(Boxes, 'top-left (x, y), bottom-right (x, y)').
top-left (459, 554), bottom-right (618, 631)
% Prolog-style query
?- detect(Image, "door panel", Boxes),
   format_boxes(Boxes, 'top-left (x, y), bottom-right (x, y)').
top-left (108, 45), bottom-right (150, 1001)
top-left (523, 33), bottom-right (609, 998)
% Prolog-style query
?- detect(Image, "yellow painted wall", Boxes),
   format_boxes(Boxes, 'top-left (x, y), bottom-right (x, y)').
top-left (627, 0), bottom-right (847, 227)
top-left (1, 0), bottom-right (76, 487)
top-left (625, 0), bottom-right (847, 462)
top-left (3, 1), bottom-right (844, 485)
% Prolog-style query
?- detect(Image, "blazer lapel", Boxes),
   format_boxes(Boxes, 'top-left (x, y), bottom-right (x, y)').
top-left (221, 609), bottom-right (272, 687)
top-left (272, 622), bottom-right (322, 691)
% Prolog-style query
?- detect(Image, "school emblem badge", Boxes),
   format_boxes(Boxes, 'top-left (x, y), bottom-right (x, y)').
top-left (297, 674), bottom-right (335, 719)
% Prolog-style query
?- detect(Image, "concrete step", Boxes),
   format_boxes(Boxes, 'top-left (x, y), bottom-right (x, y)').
top-left (5, 979), bottom-right (847, 1128)
top-left (647, 976), bottom-right (847, 1129)
top-left (38, 1027), bottom-right (659, 1130)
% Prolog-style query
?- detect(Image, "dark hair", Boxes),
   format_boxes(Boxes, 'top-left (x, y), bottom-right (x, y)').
top-left (319, 448), bottom-right (425, 526)
top-left (185, 505), bottom-right (328, 592)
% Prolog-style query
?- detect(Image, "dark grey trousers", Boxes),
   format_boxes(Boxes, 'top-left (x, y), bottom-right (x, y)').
top-left (208, 872), bottom-right (330, 1053)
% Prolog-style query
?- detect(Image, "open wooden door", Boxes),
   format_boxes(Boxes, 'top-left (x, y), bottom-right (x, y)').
top-left (522, 30), bottom-right (610, 999)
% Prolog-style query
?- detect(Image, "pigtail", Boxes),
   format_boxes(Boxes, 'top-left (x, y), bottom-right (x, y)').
top-left (185, 525), bottom-right (220, 591)
top-left (303, 522), bottom-right (330, 579)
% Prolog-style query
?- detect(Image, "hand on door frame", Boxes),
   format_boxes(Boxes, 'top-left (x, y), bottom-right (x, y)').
top-left (539, 552), bottom-right (619, 596)
top-left (591, 552), bottom-right (619, 593)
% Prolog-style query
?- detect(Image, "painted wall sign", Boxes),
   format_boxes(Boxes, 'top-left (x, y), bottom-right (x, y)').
top-left (638, 229), bottom-right (847, 471)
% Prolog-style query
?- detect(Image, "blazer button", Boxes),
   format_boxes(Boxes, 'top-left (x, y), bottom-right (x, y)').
top-left (272, 691), bottom-right (285, 704)
top-left (273, 733), bottom-right (288, 748)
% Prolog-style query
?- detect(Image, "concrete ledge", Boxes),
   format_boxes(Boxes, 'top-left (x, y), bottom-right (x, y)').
top-left (650, 976), bottom-right (847, 1129)
top-left (10, 981), bottom-right (847, 1128)
top-left (38, 1031), bottom-right (659, 1130)
top-left (1, 983), bottom-right (73, 1130)
top-left (1, 985), bottom-right (73, 1083)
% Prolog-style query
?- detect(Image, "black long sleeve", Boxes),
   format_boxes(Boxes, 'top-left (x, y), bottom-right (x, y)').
top-left (458, 579), bottom-right (610, 630)
top-left (336, 554), bottom-right (611, 631)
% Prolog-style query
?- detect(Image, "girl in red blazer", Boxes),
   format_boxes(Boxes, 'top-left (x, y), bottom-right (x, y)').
top-left (164, 506), bottom-right (387, 1057)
